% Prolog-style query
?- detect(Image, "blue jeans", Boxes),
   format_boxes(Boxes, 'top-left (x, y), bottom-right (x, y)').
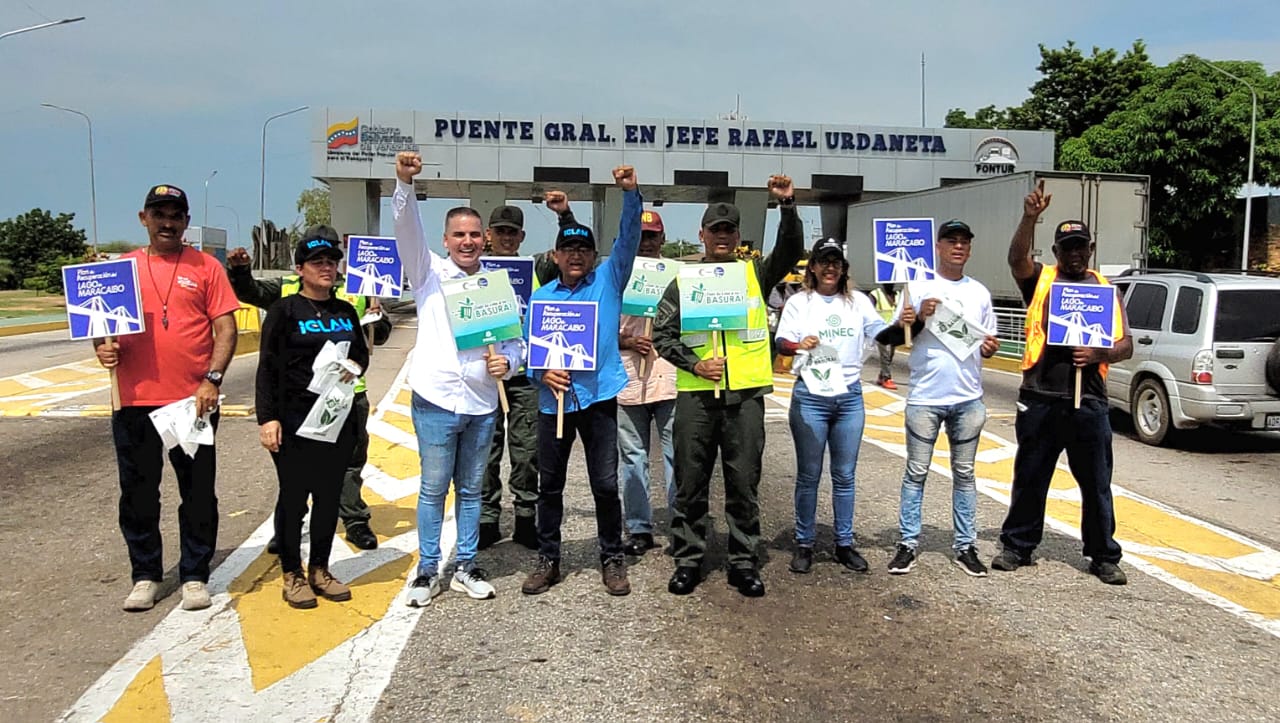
top-left (411, 393), bottom-right (497, 577)
top-left (617, 399), bottom-right (676, 535)
top-left (788, 380), bottom-right (865, 547)
top-left (899, 398), bottom-right (986, 552)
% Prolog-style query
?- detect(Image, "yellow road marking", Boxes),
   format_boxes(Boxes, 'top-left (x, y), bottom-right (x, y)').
top-left (101, 655), bottom-right (170, 723)
top-left (230, 551), bottom-right (417, 692)
top-left (770, 374), bottom-right (1280, 631)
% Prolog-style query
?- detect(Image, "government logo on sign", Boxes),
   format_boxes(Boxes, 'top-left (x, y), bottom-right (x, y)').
top-left (974, 136), bottom-right (1018, 175)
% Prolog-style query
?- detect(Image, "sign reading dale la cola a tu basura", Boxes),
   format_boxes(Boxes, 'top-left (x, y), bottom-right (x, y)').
top-left (432, 118), bottom-right (950, 154)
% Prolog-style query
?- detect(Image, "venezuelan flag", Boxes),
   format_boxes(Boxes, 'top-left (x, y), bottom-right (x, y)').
top-left (327, 117), bottom-right (359, 150)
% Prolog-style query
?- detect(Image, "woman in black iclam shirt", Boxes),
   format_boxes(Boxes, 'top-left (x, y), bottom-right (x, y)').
top-left (256, 231), bottom-right (370, 610)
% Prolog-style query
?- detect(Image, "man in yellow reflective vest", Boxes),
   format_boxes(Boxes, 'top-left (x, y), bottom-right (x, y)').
top-left (227, 227), bottom-right (392, 552)
top-left (995, 180), bottom-right (1133, 585)
top-left (653, 175), bottom-right (804, 597)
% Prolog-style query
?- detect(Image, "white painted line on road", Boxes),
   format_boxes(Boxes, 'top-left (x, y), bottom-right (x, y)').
top-left (64, 352), bottom-right (461, 722)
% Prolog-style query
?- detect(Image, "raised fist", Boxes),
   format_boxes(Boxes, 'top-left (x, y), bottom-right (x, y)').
top-left (767, 174), bottom-right (794, 200)
top-left (396, 151), bottom-right (423, 184)
top-left (613, 165), bottom-right (637, 191)
top-left (545, 190), bottom-right (569, 215)
top-left (227, 247), bottom-right (251, 268)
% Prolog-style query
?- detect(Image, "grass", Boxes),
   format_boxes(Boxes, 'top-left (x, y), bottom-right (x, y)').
top-left (0, 289), bottom-right (66, 319)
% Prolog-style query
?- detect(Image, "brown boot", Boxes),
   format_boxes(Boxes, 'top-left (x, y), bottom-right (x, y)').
top-left (308, 565), bottom-right (352, 602)
top-left (521, 556), bottom-right (561, 595)
top-left (282, 570), bottom-right (317, 609)
top-left (602, 557), bottom-right (631, 596)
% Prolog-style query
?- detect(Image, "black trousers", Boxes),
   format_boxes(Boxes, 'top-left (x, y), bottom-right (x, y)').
top-left (271, 412), bottom-right (358, 574)
top-left (338, 392), bottom-right (373, 526)
top-left (670, 393), bottom-right (766, 570)
top-left (112, 406), bottom-right (219, 584)
top-left (481, 377), bottom-right (539, 523)
top-left (999, 394), bottom-right (1123, 563)
top-left (535, 397), bottom-right (623, 561)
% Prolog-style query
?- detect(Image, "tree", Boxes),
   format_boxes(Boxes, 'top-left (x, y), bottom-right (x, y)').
top-left (297, 187), bottom-right (331, 228)
top-left (945, 41), bottom-right (1152, 163)
top-left (98, 240), bottom-right (141, 254)
top-left (0, 209), bottom-right (88, 290)
top-left (1060, 57), bottom-right (1280, 267)
top-left (661, 239), bottom-right (699, 258)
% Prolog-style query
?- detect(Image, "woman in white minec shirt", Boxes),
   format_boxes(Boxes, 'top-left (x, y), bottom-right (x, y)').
top-left (775, 238), bottom-right (905, 575)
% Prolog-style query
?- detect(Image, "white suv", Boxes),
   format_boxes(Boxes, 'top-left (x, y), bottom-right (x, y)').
top-left (1108, 270), bottom-right (1280, 445)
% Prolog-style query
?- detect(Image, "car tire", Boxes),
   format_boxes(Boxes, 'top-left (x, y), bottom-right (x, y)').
top-left (1266, 340), bottom-right (1280, 394)
top-left (1131, 378), bottom-right (1172, 446)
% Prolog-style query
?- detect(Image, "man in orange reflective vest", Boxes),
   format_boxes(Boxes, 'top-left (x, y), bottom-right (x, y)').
top-left (994, 180), bottom-right (1134, 585)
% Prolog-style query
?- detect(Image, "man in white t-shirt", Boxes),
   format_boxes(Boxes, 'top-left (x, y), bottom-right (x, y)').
top-left (875, 219), bottom-right (1000, 577)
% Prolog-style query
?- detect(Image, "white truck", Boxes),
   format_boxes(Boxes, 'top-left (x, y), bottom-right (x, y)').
top-left (844, 170), bottom-right (1150, 306)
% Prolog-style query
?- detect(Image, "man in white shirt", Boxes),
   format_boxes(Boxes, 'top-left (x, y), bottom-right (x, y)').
top-left (876, 219), bottom-right (1000, 577)
top-left (393, 152), bottom-right (526, 606)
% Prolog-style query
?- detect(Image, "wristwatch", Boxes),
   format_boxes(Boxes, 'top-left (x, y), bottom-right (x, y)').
top-left (204, 370), bottom-right (224, 386)
top-left (779, 195), bottom-right (796, 206)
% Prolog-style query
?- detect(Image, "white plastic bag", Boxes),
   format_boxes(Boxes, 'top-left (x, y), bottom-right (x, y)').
top-left (297, 340), bottom-right (357, 443)
top-left (148, 397), bottom-right (219, 459)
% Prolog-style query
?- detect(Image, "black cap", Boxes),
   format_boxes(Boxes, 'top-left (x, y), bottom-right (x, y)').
top-left (938, 219), bottom-right (974, 240)
top-left (488, 205), bottom-right (523, 230)
top-left (1054, 220), bottom-right (1092, 245)
top-left (810, 237), bottom-right (846, 261)
top-left (294, 224), bottom-right (343, 264)
top-left (556, 222), bottom-right (596, 250)
top-left (144, 184), bottom-right (189, 213)
top-left (701, 202), bottom-right (740, 229)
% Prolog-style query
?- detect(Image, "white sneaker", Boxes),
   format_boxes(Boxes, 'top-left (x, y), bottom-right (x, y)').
top-left (406, 574), bottom-right (441, 607)
top-left (451, 567), bottom-right (496, 600)
top-left (123, 580), bottom-right (159, 611)
top-left (181, 581), bottom-right (212, 610)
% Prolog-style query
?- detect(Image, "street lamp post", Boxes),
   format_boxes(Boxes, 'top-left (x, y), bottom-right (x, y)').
top-left (203, 170), bottom-right (218, 228)
top-left (0, 17), bottom-right (84, 42)
top-left (259, 105), bottom-right (309, 269)
top-left (1198, 57), bottom-right (1259, 271)
top-left (41, 103), bottom-right (98, 255)
top-left (216, 205), bottom-right (241, 245)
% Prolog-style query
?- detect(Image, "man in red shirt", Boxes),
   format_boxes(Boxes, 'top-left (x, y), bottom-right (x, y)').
top-left (95, 184), bottom-right (240, 612)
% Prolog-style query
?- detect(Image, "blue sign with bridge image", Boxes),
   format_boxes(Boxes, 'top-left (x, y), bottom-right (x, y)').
top-left (1047, 282), bottom-right (1115, 348)
top-left (344, 236), bottom-right (403, 298)
top-left (61, 258), bottom-right (145, 340)
top-left (528, 301), bottom-right (598, 371)
top-left (873, 218), bottom-right (935, 284)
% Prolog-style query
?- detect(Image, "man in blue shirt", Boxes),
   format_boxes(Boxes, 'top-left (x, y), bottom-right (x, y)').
top-left (521, 166), bottom-right (641, 597)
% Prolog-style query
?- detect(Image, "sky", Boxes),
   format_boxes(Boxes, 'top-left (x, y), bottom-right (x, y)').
top-left (2, 0), bottom-right (1277, 257)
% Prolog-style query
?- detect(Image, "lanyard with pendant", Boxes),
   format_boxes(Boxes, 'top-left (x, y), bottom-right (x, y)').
top-left (146, 246), bottom-right (183, 330)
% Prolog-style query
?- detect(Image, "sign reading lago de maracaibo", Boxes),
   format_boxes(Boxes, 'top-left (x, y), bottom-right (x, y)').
top-left (61, 258), bottom-right (145, 340)
top-left (481, 256), bottom-right (535, 316)
top-left (344, 236), bottom-right (403, 298)
top-left (622, 258), bottom-right (681, 318)
top-left (441, 270), bottom-right (524, 349)
top-left (874, 218), bottom-right (936, 284)
top-left (1047, 283), bottom-right (1117, 348)
top-left (528, 301), bottom-right (599, 371)
top-left (679, 262), bottom-right (750, 331)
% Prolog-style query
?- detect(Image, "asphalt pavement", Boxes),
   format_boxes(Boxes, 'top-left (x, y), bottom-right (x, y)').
top-left (0, 324), bottom-right (1277, 722)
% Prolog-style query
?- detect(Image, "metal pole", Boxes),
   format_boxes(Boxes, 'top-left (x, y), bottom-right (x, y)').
top-left (0, 17), bottom-right (84, 42)
top-left (1196, 57), bottom-right (1258, 271)
top-left (259, 105), bottom-right (308, 269)
top-left (1243, 91), bottom-right (1257, 270)
top-left (41, 103), bottom-right (98, 255)
top-left (920, 52), bottom-right (926, 128)
top-left (203, 170), bottom-right (218, 228)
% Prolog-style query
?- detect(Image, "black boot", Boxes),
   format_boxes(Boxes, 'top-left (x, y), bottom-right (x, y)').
top-left (345, 523), bottom-right (378, 551)
top-left (478, 521), bottom-right (501, 550)
top-left (512, 516), bottom-right (538, 550)
top-left (624, 533), bottom-right (656, 557)
top-left (788, 546), bottom-right (814, 574)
